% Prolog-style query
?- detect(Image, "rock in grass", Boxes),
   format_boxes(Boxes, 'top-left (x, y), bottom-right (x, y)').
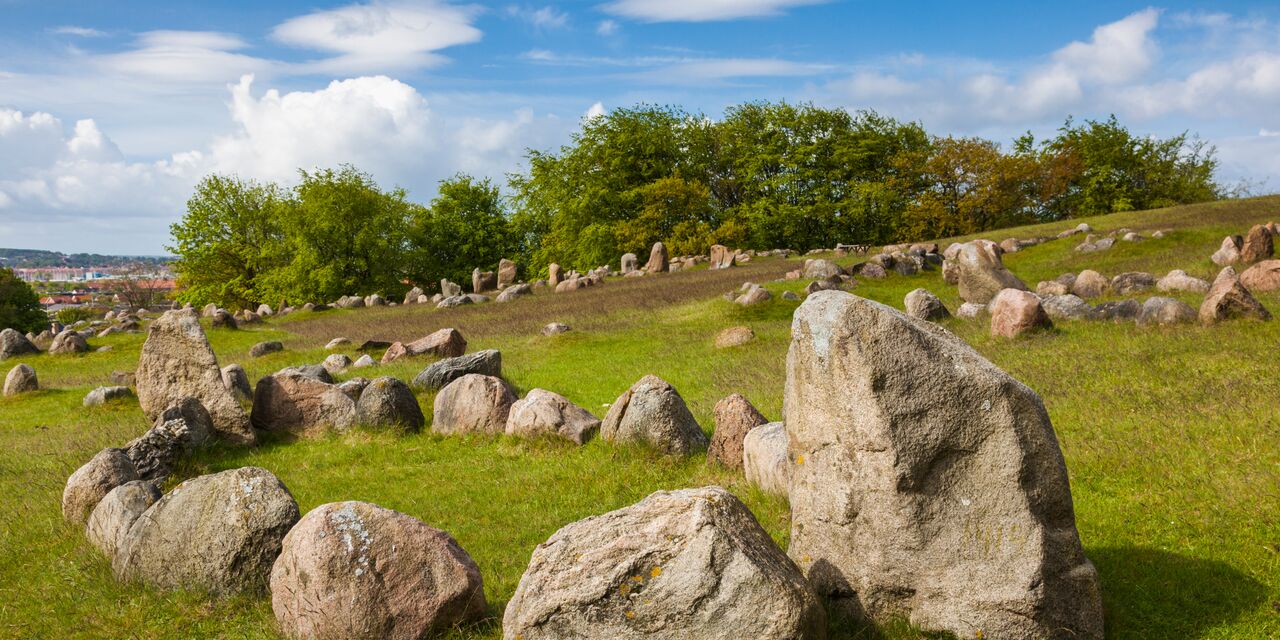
top-left (250, 341), bottom-right (284, 358)
top-left (270, 501), bottom-right (486, 639)
top-left (1157, 269), bottom-right (1211, 294)
top-left (955, 302), bottom-right (986, 318)
top-left (251, 370), bottom-right (357, 436)
top-left (352, 354), bottom-right (377, 368)
top-left (355, 377), bottom-right (425, 432)
top-left (1200, 266), bottom-right (1271, 325)
top-left (1071, 269), bottom-right (1109, 299)
top-left (211, 309), bottom-right (238, 329)
top-left (1094, 299), bottom-right (1142, 321)
top-left (497, 283), bottom-right (532, 302)
top-left (504, 486), bottom-right (825, 640)
top-left (1241, 224), bottom-right (1274, 264)
top-left (63, 448), bottom-right (138, 524)
top-left (432, 374), bottom-right (516, 436)
top-left (735, 284), bottom-right (772, 306)
top-left (1036, 280), bottom-right (1069, 296)
top-left (714, 326), bottom-right (754, 349)
top-left (541, 322), bottom-right (571, 336)
top-left (1137, 297), bottom-right (1197, 326)
top-left (4, 363), bottom-right (37, 396)
top-left (707, 393), bottom-right (767, 470)
top-left (743, 422), bottom-right (790, 496)
top-left (1110, 272), bottom-right (1156, 295)
top-left (403, 287), bottom-right (424, 305)
top-left (802, 259), bottom-right (843, 279)
top-left (114, 467), bottom-right (300, 596)
top-left (86, 481), bottom-right (161, 559)
top-left (124, 397), bottom-right (213, 482)
top-left (411, 349), bottom-right (501, 391)
top-left (1239, 260), bottom-right (1280, 293)
top-left (326, 337), bottom-right (351, 350)
top-left (949, 239), bottom-right (1028, 304)
top-left (1042, 294), bottom-right (1097, 321)
top-left (0, 328), bottom-right (39, 360)
top-left (49, 330), bottom-right (89, 354)
top-left (989, 288), bottom-right (1053, 337)
top-left (504, 388), bottom-right (601, 445)
top-left (785, 291), bottom-right (1103, 639)
top-left (84, 385), bottom-right (134, 407)
top-left (601, 375), bottom-right (708, 456)
top-left (136, 309), bottom-right (254, 445)
top-left (903, 288), bottom-right (950, 321)
top-left (221, 364), bottom-right (252, 400)
top-left (381, 328), bottom-right (467, 364)
top-left (1212, 235), bottom-right (1243, 266)
top-left (644, 241), bottom-right (669, 273)
top-left (322, 353), bottom-right (352, 374)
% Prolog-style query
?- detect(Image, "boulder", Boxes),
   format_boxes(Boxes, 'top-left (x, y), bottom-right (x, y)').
top-left (325, 338), bottom-right (352, 350)
top-left (707, 394), bottom-right (767, 470)
top-left (441, 279), bottom-right (462, 297)
top-left (381, 328), bottom-right (467, 364)
top-left (803, 259), bottom-right (843, 279)
top-left (322, 353), bottom-right (352, 374)
top-left (735, 284), bottom-right (771, 306)
top-left (786, 291), bottom-right (1103, 639)
top-left (1110, 272), bottom-right (1156, 295)
top-left (709, 244), bottom-right (735, 269)
top-left (601, 375), bottom-right (708, 456)
top-left (955, 302), bottom-right (986, 318)
top-left (251, 371), bottom-right (358, 435)
top-left (83, 385), bottom-right (134, 407)
top-left (1036, 280), bottom-right (1070, 296)
top-left (86, 481), bottom-right (161, 559)
top-left (503, 486), bottom-right (825, 640)
top-left (496, 283), bottom-right (532, 302)
top-left (498, 258), bottom-right (518, 288)
top-left (63, 448), bottom-right (138, 524)
top-left (472, 268), bottom-right (497, 293)
top-left (1137, 297), bottom-right (1197, 326)
top-left (644, 242), bottom-right (669, 273)
top-left (1071, 269), bottom-right (1109, 299)
top-left (1121, 232), bottom-right (1143, 242)
top-left (4, 363), bottom-right (37, 396)
top-left (136, 309), bottom-right (254, 445)
top-left (432, 374), bottom-right (516, 436)
top-left (353, 354), bottom-right (377, 368)
top-left (125, 397), bottom-right (214, 481)
top-left (436, 295), bottom-right (472, 309)
top-left (1, 328), bottom-right (39, 360)
top-left (211, 309), bottom-right (238, 329)
top-left (49, 330), bottom-right (89, 354)
top-left (364, 294), bottom-right (386, 307)
top-left (1094, 299), bottom-right (1142, 322)
top-left (1200, 267), bottom-right (1271, 325)
top-left (1240, 260), bottom-right (1280, 293)
top-left (541, 322), bottom-right (571, 336)
top-left (504, 388), bottom-right (601, 445)
top-left (283, 364), bottom-right (334, 383)
top-left (547, 263), bottom-right (563, 288)
top-left (1240, 224), bottom-right (1273, 263)
top-left (989, 289), bottom-right (1053, 337)
top-left (714, 326), bottom-right (754, 349)
top-left (859, 263), bottom-right (887, 279)
top-left (250, 341), bottom-right (284, 358)
top-left (355, 377), bottom-right (425, 432)
top-left (1042, 294), bottom-right (1097, 321)
top-left (403, 287), bottom-right (425, 305)
top-left (743, 422), bottom-right (790, 496)
top-left (271, 502), bottom-right (487, 640)
top-left (114, 467), bottom-right (300, 595)
top-left (222, 364), bottom-right (252, 400)
top-left (903, 288), bottom-right (949, 321)
top-left (1157, 269), bottom-right (1211, 294)
top-left (411, 349), bottom-right (501, 391)
top-left (950, 240), bottom-right (1028, 304)
top-left (621, 252), bottom-right (639, 273)
top-left (1211, 235), bottom-right (1243, 266)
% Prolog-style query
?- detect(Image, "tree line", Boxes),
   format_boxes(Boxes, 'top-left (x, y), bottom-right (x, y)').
top-left (169, 103), bottom-right (1224, 309)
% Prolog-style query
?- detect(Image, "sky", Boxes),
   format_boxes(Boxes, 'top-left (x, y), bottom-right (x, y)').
top-left (2, 1), bottom-right (1280, 254)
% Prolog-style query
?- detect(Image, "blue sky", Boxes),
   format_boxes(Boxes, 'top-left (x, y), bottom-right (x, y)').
top-left (2, 0), bottom-right (1280, 253)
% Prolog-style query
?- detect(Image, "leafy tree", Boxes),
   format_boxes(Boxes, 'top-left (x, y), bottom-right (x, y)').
top-left (0, 268), bottom-right (46, 333)
top-left (407, 174), bottom-right (517, 290)
top-left (898, 136), bottom-right (1038, 239)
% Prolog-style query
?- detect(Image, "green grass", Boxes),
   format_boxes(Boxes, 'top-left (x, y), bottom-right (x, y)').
top-left (3, 197), bottom-right (1280, 639)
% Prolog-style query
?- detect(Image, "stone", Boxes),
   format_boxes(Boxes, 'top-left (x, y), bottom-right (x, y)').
top-left (1137, 297), bottom-right (1197, 326)
top-left (644, 241), bottom-right (669, 273)
top-left (403, 287), bottom-right (425, 305)
top-left (322, 353), bottom-right (352, 374)
top-left (63, 448), bottom-right (138, 524)
top-left (412, 349), bottom-right (501, 391)
top-left (1200, 267), bottom-right (1271, 325)
top-left (903, 288), bottom-right (949, 321)
top-left (782, 290), bottom-right (800, 301)
top-left (547, 263), bottom-right (563, 288)
top-left (1094, 299), bottom-right (1142, 322)
top-left (955, 302), bottom-right (986, 318)
top-left (250, 341), bottom-right (284, 358)
top-left (125, 397), bottom-right (213, 481)
top-left (951, 240), bottom-right (1028, 304)
top-left (496, 283), bottom-right (532, 302)
top-left (541, 322), bottom-right (571, 336)
top-left (707, 394), bottom-right (767, 470)
top-left (621, 252), bottom-right (639, 273)
top-left (803, 259), bottom-right (843, 279)
top-left (504, 388), bottom-right (601, 445)
top-left (202, 303), bottom-right (218, 317)
top-left (504, 486), bottom-right (825, 640)
top-left (114, 467), bottom-right (300, 595)
top-left (1157, 269), bottom-right (1211, 294)
top-left (709, 244), bottom-right (735, 269)
top-left (1042, 294), bottom-right (1097, 321)
top-left (381, 328), bottom-right (467, 364)
top-left (211, 309), bottom-right (238, 329)
top-left (465, 293), bottom-right (491, 305)
top-left (436, 295), bottom-right (472, 309)
top-left (49, 330), bottom-right (89, 354)
top-left (257, 304), bottom-right (274, 317)
top-left (356, 377), bottom-right (425, 431)
top-left (83, 385), bottom-right (134, 407)
top-left (325, 338), bottom-right (352, 351)
top-left (240, 310), bottom-right (263, 325)
top-left (989, 288), bottom-right (1053, 337)
top-left (1241, 224), bottom-right (1274, 263)
top-left (432, 374), bottom-right (516, 436)
top-left (1121, 232), bottom-right (1143, 242)
top-left (0, 328), bottom-right (39, 360)
top-left (893, 256), bottom-right (921, 276)
top-left (471, 268), bottom-right (497, 293)
top-left (1211, 235), bottom-right (1243, 266)
top-left (601, 375), bottom-right (708, 456)
top-left (786, 291), bottom-right (1103, 639)
top-left (86, 480), bottom-right (161, 559)
top-left (1071, 269), bottom-right (1110, 299)
top-left (1111, 272), bottom-right (1156, 295)
top-left (137, 309), bottom-right (254, 445)
top-left (271, 501), bottom-right (486, 640)
top-left (353, 354), bottom-right (377, 368)
top-left (364, 294), bottom-right (386, 307)
top-left (714, 326), bottom-right (754, 349)
top-left (858, 263), bottom-right (887, 280)
top-left (743, 422), bottom-right (789, 496)
top-left (335, 295), bottom-right (365, 310)
top-left (1240, 260), bottom-right (1280, 293)
top-left (4, 363), bottom-right (37, 396)
top-left (251, 370), bottom-right (358, 435)
top-left (735, 284), bottom-right (772, 306)
top-left (498, 258), bottom-right (518, 288)
top-left (283, 364), bottom-right (335, 383)
top-left (1036, 280), bottom-right (1070, 296)
top-left (999, 237), bottom-right (1021, 253)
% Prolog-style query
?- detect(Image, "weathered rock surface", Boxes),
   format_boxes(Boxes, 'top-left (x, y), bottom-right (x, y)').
top-left (1042, 294), bottom-right (1097, 321)
top-left (601, 375), bottom-right (708, 456)
top-left (903, 288), bottom-right (950, 321)
top-left (63, 448), bottom-right (138, 524)
top-left (1157, 269), bottom-right (1211, 294)
top-left (1200, 267), bottom-right (1271, 325)
top-left (381, 328), bottom-right (467, 364)
top-left (250, 341), bottom-right (284, 358)
top-left (432, 374), bottom-right (516, 436)
top-left (251, 370), bottom-right (357, 435)
top-left (271, 501), bottom-right (487, 640)
top-left (1110, 272), bottom-right (1156, 295)
top-left (707, 394), bottom-right (766, 470)
top-left (950, 240), bottom-right (1027, 304)
top-left (115, 467), bottom-right (300, 595)
top-left (411, 349), bottom-right (501, 391)
top-left (136, 309), bottom-right (254, 444)
top-left (1137, 297), bottom-right (1197, 326)
top-left (49, 330), bottom-right (89, 354)
top-left (714, 326), bottom-right (755, 349)
top-left (1071, 269), bottom-right (1110, 299)
top-left (1094, 299), bottom-right (1142, 322)
top-left (221, 364), bottom-right (252, 400)
top-left (644, 242), bottom-right (669, 273)
top-left (621, 252), bottom-right (639, 273)
top-left (785, 291), bottom-right (1103, 639)
top-left (990, 288), bottom-right (1053, 337)
top-left (355, 377), bottom-right (425, 431)
top-left (541, 322), bottom-right (570, 336)
top-left (4, 363), bottom-right (37, 396)
top-left (0, 328), bottom-right (39, 360)
top-left (1240, 260), bottom-right (1280, 293)
top-left (955, 302), bottom-right (986, 318)
top-left (496, 283), bottom-right (532, 302)
top-left (1212, 235), bottom-right (1243, 266)
top-left (125, 397), bottom-right (213, 481)
top-left (803, 259), bottom-right (843, 279)
top-left (503, 487), bottom-right (825, 640)
top-left (322, 353), bottom-right (352, 374)
top-left (86, 480), bottom-right (161, 559)
top-left (743, 422), bottom-right (790, 496)
top-left (1241, 224), bottom-right (1273, 264)
top-left (735, 284), bottom-right (772, 306)
top-left (504, 388), bottom-right (601, 445)
top-left (83, 385), bottom-right (134, 406)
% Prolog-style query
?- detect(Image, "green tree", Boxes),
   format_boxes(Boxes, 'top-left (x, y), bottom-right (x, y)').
top-left (898, 136), bottom-right (1038, 239)
top-left (0, 268), bottom-right (45, 333)
top-left (167, 174), bottom-right (284, 310)
top-left (407, 174), bottom-right (517, 290)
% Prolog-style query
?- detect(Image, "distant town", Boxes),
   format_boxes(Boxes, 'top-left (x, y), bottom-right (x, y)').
top-left (1, 248), bottom-right (175, 311)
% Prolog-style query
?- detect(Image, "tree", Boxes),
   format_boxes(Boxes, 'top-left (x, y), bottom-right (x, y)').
top-left (407, 174), bottom-right (517, 290)
top-left (168, 174), bottom-right (285, 310)
top-left (899, 136), bottom-right (1037, 239)
top-left (106, 265), bottom-right (170, 310)
top-left (0, 268), bottom-right (46, 333)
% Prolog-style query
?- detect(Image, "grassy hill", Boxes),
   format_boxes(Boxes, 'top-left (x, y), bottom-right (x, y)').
top-left (3, 196), bottom-right (1279, 639)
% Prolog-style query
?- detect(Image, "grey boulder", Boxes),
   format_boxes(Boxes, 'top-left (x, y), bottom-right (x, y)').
top-left (355, 377), bottom-right (425, 431)
top-left (601, 375), bottom-right (708, 456)
top-left (412, 349), bottom-right (501, 391)
top-left (504, 388), bottom-right (601, 445)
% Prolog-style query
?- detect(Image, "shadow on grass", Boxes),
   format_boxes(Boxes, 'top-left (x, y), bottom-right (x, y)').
top-left (1091, 546), bottom-right (1268, 639)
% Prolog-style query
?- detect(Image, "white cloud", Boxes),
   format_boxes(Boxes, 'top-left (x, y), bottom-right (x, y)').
top-left (272, 1), bottom-right (483, 74)
top-left (506, 5), bottom-right (569, 30)
top-left (1052, 8), bottom-right (1160, 85)
top-left (585, 101), bottom-right (606, 119)
top-left (50, 26), bottom-right (107, 37)
top-left (596, 19), bottom-right (618, 36)
top-left (96, 30), bottom-right (274, 82)
top-left (600, 0), bottom-right (829, 22)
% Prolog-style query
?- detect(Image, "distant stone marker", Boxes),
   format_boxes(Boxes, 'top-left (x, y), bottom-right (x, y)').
top-left (643, 241), bottom-right (668, 273)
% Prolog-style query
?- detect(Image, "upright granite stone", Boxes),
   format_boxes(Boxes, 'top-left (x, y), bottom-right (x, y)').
top-left (547, 263), bottom-right (563, 288)
top-left (644, 242), bottom-right (669, 274)
top-left (743, 421), bottom-right (790, 496)
top-left (1240, 224), bottom-right (1273, 264)
top-left (503, 487), bottom-right (826, 640)
top-left (504, 388), bottom-right (600, 445)
top-left (472, 268), bottom-right (497, 293)
top-left (620, 252), bottom-right (638, 273)
top-left (355, 377), bottom-right (425, 432)
top-left (221, 364), bottom-right (252, 400)
top-left (432, 374), bottom-right (516, 436)
top-left (4, 363), bottom-right (37, 396)
top-left (601, 375), bottom-right (708, 456)
top-left (498, 258), bottom-right (518, 288)
top-left (136, 309), bottom-right (254, 445)
top-left (1, 328), bottom-right (39, 360)
top-left (785, 291), bottom-right (1103, 639)
top-left (950, 240), bottom-right (1027, 304)
top-left (710, 244), bottom-right (735, 269)
top-left (707, 393), bottom-right (767, 470)
top-left (1200, 267), bottom-right (1271, 325)
top-left (989, 288), bottom-right (1053, 337)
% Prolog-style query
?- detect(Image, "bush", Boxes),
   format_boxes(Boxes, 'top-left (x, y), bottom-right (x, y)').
top-left (0, 268), bottom-right (47, 333)
top-left (54, 307), bottom-right (100, 326)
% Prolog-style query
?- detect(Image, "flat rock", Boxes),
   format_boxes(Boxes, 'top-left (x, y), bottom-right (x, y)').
top-left (412, 349), bottom-right (501, 391)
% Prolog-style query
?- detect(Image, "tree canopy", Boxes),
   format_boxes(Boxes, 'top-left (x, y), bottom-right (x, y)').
top-left (0, 268), bottom-right (46, 333)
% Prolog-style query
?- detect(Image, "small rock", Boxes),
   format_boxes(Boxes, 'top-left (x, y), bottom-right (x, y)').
top-left (1094, 299), bottom-right (1142, 321)
top-left (1157, 270), bottom-right (1211, 294)
top-left (743, 421), bottom-right (790, 496)
top-left (322, 353), bottom-right (352, 374)
top-left (541, 322), bottom-right (571, 336)
top-left (1111, 272), bottom-right (1156, 295)
top-left (955, 302), bottom-right (986, 318)
top-left (84, 385), bottom-right (134, 407)
top-left (714, 326), bottom-right (755, 349)
top-left (903, 288), bottom-right (950, 321)
top-left (222, 364), bottom-right (252, 400)
top-left (707, 394), bottom-right (767, 469)
top-left (989, 289), bottom-right (1053, 337)
top-left (352, 354), bottom-right (377, 368)
top-left (1072, 270), bottom-right (1110, 299)
top-left (1137, 297), bottom-right (1197, 326)
top-left (325, 337), bottom-right (351, 350)
top-left (504, 389), bottom-right (601, 445)
top-left (1042, 294), bottom-right (1097, 321)
top-left (4, 363), bottom-right (38, 396)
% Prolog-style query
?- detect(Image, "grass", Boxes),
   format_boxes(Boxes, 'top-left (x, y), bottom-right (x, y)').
top-left (3, 196), bottom-right (1280, 639)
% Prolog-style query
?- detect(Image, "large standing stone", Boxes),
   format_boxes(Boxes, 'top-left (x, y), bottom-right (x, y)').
top-left (115, 467), bottom-right (300, 595)
top-left (63, 448), bottom-right (138, 524)
top-left (1240, 260), bottom-right (1280, 293)
top-left (355, 377), bottom-right (425, 431)
top-left (743, 422), bottom-right (790, 496)
top-left (440, 279), bottom-right (462, 297)
top-left (49, 330), bottom-right (89, 354)
top-left (498, 258), bottom-right (518, 288)
top-left (432, 374), bottom-right (516, 435)
top-left (504, 487), bottom-right (824, 640)
top-left (472, 268), bottom-right (497, 293)
top-left (707, 394), bottom-right (767, 470)
top-left (644, 242), bottom-right (669, 273)
top-left (989, 288), bottom-right (1053, 337)
top-left (0, 328), bottom-right (39, 360)
top-left (547, 263), bottom-right (563, 288)
top-left (411, 349), bottom-right (501, 391)
top-left (785, 291), bottom-right (1103, 639)
top-left (1240, 224), bottom-right (1273, 264)
top-left (504, 388), bottom-right (601, 445)
top-left (620, 253), bottom-right (638, 273)
top-left (271, 502), bottom-right (487, 640)
top-left (403, 286), bottom-right (425, 305)
top-left (1211, 235), bottom-right (1243, 266)
top-left (950, 240), bottom-right (1028, 304)
top-left (1071, 269), bottom-right (1110, 299)
top-left (601, 375), bottom-right (708, 456)
top-left (709, 244), bottom-right (735, 269)
top-left (251, 370), bottom-right (358, 435)
top-left (4, 363), bottom-right (37, 396)
top-left (903, 288), bottom-right (950, 321)
top-left (381, 328), bottom-right (467, 364)
top-left (136, 309), bottom-right (254, 444)
top-left (1200, 267), bottom-right (1271, 325)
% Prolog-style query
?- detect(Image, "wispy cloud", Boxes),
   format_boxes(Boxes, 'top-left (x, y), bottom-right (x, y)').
top-left (506, 5), bottom-right (570, 30)
top-left (49, 26), bottom-right (107, 37)
top-left (596, 19), bottom-right (619, 36)
top-left (600, 0), bottom-right (829, 23)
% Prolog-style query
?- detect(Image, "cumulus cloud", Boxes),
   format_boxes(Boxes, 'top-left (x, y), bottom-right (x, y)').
top-left (600, 0), bottom-right (829, 22)
top-left (585, 101), bottom-right (607, 119)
